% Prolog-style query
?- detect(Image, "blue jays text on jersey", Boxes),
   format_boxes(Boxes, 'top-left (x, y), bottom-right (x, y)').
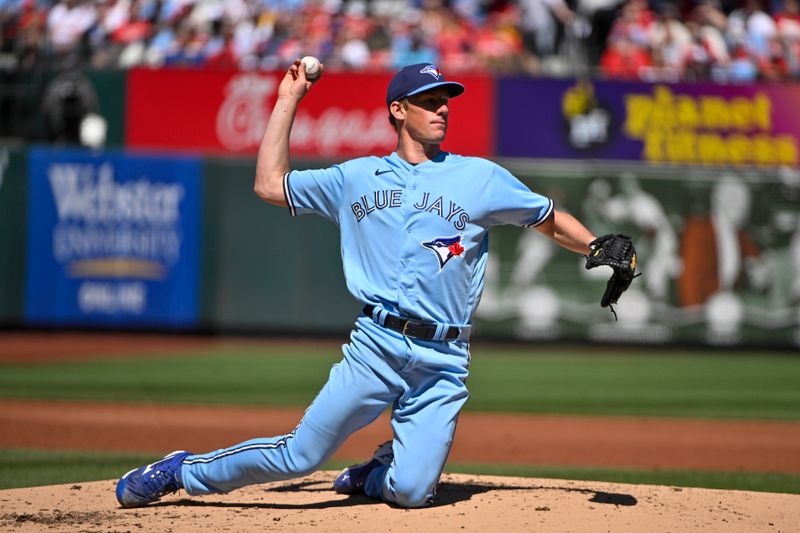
top-left (283, 150), bottom-right (553, 326)
top-left (351, 190), bottom-right (471, 230)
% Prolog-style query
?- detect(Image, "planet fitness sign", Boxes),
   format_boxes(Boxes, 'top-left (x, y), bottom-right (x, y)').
top-left (498, 77), bottom-right (800, 167)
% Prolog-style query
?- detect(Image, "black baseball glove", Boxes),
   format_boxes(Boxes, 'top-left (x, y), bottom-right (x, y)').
top-left (585, 234), bottom-right (639, 320)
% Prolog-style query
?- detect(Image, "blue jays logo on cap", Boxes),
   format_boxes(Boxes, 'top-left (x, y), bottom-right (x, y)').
top-left (419, 65), bottom-right (442, 79)
top-left (386, 63), bottom-right (465, 108)
top-left (422, 235), bottom-right (466, 270)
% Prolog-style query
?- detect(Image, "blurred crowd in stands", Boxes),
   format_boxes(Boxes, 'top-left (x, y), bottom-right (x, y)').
top-left (2, 0), bottom-right (800, 82)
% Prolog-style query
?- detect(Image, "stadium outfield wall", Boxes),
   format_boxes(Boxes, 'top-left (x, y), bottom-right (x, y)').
top-left (0, 68), bottom-right (798, 347)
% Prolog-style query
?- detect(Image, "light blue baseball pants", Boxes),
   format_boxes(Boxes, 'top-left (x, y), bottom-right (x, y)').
top-left (180, 314), bottom-right (470, 507)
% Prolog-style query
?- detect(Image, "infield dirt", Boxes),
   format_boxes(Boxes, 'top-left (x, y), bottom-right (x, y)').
top-left (1, 471), bottom-right (798, 533)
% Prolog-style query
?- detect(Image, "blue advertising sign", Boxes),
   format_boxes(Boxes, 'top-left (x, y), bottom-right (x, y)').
top-left (25, 148), bottom-right (202, 327)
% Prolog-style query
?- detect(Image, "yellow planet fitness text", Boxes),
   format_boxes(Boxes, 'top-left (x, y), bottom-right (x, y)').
top-left (624, 86), bottom-right (798, 167)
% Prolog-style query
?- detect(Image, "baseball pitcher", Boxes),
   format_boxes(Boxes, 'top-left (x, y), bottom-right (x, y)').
top-left (116, 61), bottom-right (637, 509)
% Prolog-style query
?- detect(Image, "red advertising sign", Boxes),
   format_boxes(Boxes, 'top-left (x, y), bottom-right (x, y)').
top-left (127, 68), bottom-right (493, 157)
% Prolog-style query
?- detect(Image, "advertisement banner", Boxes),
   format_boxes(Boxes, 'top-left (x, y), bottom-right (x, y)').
top-left (126, 68), bottom-right (493, 157)
top-left (498, 77), bottom-right (800, 167)
top-left (25, 148), bottom-right (202, 327)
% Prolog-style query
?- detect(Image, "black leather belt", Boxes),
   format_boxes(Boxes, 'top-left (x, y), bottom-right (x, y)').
top-left (363, 305), bottom-right (461, 341)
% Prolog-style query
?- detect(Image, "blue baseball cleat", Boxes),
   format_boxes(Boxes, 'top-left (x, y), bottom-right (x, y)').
top-left (116, 450), bottom-right (192, 508)
top-left (333, 441), bottom-right (393, 495)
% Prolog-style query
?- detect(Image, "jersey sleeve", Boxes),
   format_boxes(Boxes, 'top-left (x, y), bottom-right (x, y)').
top-left (283, 165), bottom-right (345, 223)
top-left (485, 163), bottom-right (554, 228)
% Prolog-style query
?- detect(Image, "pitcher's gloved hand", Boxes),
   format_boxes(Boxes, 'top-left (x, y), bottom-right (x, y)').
top-left (585, 234), bottom-right (639, 321)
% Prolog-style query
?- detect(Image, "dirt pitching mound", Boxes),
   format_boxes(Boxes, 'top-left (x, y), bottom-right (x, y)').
top-left (1, 472), bottom-right (797, 533)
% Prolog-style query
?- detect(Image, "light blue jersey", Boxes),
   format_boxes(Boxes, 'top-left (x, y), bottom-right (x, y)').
top-left (118, 63), bottom-right (565, 510)
top-left (180, 151), bottom-right (553, 508)
top-left (285, 151), bottom-right (553, 325)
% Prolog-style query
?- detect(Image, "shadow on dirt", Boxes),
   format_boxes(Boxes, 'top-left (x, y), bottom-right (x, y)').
top-left (161, 479), bottom-right (637, 510)
top-left (435, 482), bottom-right (637, 508)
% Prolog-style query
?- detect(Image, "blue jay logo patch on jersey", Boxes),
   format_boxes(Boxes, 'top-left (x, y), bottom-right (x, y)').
top-left (420, 65), bottom-right (442, 80)
top-left (422, 235), bottom-right (465, 270)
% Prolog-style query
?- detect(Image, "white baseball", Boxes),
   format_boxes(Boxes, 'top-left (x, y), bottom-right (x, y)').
top-left (300, 56), bottom-right (321, 80)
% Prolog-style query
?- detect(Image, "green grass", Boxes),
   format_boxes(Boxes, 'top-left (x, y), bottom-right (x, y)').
top-left (0, 346), bottom-right (341, 407)
top-left (0, 449), bottom-right (161, 490)
top-left (1, 449), bottom-right (798, 495)
top-left (468, 350), bottom-right (800, 419)
top-left (1, 344), bottom-right (799, 419)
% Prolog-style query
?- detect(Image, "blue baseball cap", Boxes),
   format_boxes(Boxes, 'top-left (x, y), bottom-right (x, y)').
top-left (385, 64), bottom-right (465, 108)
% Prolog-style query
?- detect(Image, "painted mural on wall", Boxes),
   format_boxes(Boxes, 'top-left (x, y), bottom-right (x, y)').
top-left (475, 169), bottom-right (800, 347)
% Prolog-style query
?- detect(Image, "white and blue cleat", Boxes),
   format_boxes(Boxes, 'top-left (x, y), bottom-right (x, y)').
top-left (116, 450), bottom-right (192, 508)
top-left (333, 441), bottom-right (393, 495)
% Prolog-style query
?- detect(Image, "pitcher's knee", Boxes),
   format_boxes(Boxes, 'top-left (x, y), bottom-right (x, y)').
top-left (391, 477), bottom-right (435, 508)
